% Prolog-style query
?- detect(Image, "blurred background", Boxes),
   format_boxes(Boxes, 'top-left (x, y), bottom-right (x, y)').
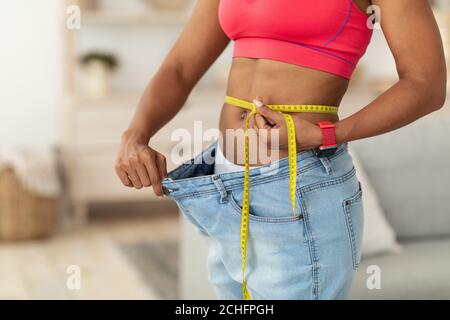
top-left (0, 0), bottom-right (449, 300)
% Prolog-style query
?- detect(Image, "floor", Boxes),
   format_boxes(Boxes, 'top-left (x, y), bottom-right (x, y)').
top-left (0, 202), bottom-right (180, 300)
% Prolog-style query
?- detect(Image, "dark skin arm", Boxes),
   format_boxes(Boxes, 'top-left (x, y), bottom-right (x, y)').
top-left (336, 0), bottom-right (447, 143)
top-left (115, 0), bottom-right (229, 196)
top-left (253, 0), bottom-right (446, 148)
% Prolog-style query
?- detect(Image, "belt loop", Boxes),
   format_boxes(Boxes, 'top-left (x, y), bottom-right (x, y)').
top-left (212, 175), bottom-right (229, 203)
top-left (318, 156), bottom-right (333, 175)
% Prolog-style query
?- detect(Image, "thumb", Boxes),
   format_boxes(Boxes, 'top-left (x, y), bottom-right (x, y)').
top-left (253, 97), bottom-right (284, 125)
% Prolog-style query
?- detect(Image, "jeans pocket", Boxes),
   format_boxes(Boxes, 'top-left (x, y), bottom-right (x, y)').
top-left (342, 181), bottom-right (364, 269)
top-left (228, 181), bottom-right (304, 224)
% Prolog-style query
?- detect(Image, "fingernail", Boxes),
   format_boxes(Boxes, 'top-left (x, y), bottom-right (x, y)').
top-left (253, 99), bottom-right (263, 108)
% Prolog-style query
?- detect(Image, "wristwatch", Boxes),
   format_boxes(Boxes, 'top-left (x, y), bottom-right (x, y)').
top-left (316, 121), bottom-right (338, 157)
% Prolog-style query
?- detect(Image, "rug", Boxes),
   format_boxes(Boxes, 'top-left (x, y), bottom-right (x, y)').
top-left (118, 240), bottom-right (179, 299)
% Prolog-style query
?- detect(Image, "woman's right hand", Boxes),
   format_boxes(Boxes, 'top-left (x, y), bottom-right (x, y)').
top-left (115, 130), bottom-right (168, 197)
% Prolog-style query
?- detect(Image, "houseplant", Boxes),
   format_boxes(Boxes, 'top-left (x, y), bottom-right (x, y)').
top-left (142, 0), bottom-right (191, 11)
top-left (79, 52), bottom-right (119, 97)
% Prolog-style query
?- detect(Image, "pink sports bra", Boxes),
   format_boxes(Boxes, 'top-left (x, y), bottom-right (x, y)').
top-left (218, 0), bottom-right (373, 79)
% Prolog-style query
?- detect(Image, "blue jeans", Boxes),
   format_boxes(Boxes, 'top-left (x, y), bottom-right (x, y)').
top-left (161, 140), bottom-right (364, 300)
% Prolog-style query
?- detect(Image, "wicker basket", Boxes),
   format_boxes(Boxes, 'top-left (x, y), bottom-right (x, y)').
top-left (0, 168), bottom-right (60, 241)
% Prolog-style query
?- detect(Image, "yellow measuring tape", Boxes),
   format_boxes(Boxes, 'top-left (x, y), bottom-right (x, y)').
top-left (224, 96), bottom-right (338, 300)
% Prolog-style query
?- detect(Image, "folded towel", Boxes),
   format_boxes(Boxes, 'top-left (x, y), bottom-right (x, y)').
top-left (0, 147), bottom-right (61, 198)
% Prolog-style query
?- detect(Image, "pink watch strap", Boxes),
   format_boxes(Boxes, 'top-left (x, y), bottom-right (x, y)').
top-left (318, 121), bottom-right (337, 147)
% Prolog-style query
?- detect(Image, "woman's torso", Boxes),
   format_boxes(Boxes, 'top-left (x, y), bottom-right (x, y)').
top-left (220, 58), bottom-right (347, 165)
top-left (218, 0), bottom-right (372, 166)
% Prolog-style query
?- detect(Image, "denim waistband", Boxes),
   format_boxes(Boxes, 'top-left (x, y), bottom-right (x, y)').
top-left (161, 139), bottom-right (348, 199)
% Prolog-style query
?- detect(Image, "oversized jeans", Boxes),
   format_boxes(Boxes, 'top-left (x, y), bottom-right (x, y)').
top-left (161, 140), bottom-right (364, 300)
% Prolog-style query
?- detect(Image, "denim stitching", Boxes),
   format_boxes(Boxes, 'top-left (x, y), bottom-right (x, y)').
top-left (228, 191), bottom-right (304, 224)
top-left (342, 187), bottom-right (363, 269)
top-left (298, 191), bottom-right (320, 299)
top-left (169, 147), bottom-right (348, 200)
top-left (344, 203), bottom-right (358, 269)
top-left (299, 166), bottom-right (356, 195)
top-left (171, 170), bottom-right (289, 199)
top-left (212, 175), bottom-right (229, 204)
top-left (165, 144), bottom-right (347, 196)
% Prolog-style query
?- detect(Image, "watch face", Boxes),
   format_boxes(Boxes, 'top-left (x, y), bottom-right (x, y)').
top-left (317, 146), bottom-right (338, 157)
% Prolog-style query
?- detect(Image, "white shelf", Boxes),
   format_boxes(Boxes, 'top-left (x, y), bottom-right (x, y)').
top-left (82, 11), bottom-right (189, 25)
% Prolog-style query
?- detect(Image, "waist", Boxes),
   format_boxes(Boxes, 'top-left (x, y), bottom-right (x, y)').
top-left (219, 96), bottom-right (339, 166)
top-left (219, 103), bottom-right (340, 131)
top-left (162, 140), bottom-right (350, 198)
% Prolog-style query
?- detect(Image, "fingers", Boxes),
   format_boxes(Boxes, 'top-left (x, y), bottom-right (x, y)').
top-left (258, 105), bottom-right (284, 124)
top-left (252, 96), bottom-right (291, 149)
top-left (117, 159), bottom-right (142, 189)
top-left (116, 146), bottom-right (167, 197)
top-left (252, 97), bottom-right (275, 132)
top-left (156, 153), bottom-right (168, 179)
top-left (253, 97), bottom-right (284, 124)
top-left (130, 155), bottom-right (150, 188)
top-left (254, 96), bottom-right (276, 126)
top-left (115, 165), bottom-right (132, 187)
top-left (141, 150), bottom-right (165, 197)
top-left (254, 113), bottom-right (267, 131)
top-left (253, 97), bottom-right (272, 144)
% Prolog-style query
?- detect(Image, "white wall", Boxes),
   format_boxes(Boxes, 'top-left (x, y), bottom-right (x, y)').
top-left (360, 29), bottom-right (397, 79)
top-left (0, 0), bottom-right (62, 148)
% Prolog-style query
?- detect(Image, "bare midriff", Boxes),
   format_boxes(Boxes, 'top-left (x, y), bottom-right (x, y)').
top-left (219, 57), bottom-right (350, 166)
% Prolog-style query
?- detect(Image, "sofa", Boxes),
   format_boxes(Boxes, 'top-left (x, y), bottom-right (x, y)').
top-left (348, 104), bottom-right (450, 299)
top-left (178, 92), bottom-right (450, 300)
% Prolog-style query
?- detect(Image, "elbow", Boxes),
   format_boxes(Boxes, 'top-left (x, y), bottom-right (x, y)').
top-left (434, 95), bottom-right (446, 111)
top-left (430, 81), bottom-right (447, 111)
top-left (435, 81), bottom-right (447, 110)
top-left (428, 68), bottom-right (447, 111)
top-left (400, 64), bottom-right (447, 111)
top-left (416, 72), bottom-right (447, 112)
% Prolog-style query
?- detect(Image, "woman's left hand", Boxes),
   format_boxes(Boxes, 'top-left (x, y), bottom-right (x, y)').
top-left (251, 97), bottom-right (323, 152)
